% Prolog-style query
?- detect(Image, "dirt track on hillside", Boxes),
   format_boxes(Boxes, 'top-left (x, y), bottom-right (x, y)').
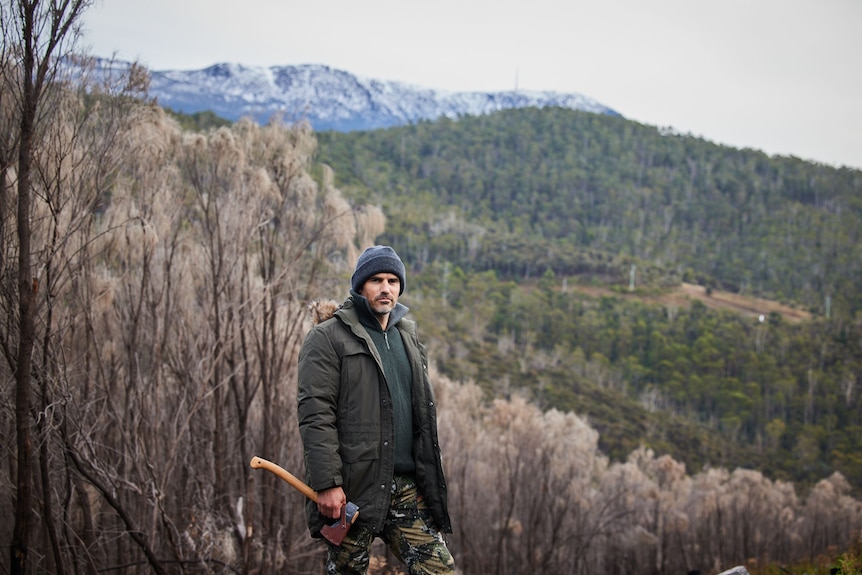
top-left (573, 282), bottom-right (811, 323)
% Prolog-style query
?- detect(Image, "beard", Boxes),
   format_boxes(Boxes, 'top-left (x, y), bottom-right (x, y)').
top-left (370, 298), bottom-right (394, 316)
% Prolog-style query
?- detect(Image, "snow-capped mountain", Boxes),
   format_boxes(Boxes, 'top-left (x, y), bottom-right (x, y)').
top-left (137, 61), bottom-right (620, 131)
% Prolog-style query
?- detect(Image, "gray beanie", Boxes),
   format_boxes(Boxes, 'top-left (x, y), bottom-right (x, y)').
top-left (351, 245), bottom-right (406, 295)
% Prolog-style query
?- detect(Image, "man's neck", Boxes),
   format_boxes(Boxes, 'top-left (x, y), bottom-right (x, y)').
top-left (376, 313), bottom-right (389, 330)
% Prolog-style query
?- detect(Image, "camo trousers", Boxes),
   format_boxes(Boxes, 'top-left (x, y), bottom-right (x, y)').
top-left (325, 475), bottom-right (455, 575)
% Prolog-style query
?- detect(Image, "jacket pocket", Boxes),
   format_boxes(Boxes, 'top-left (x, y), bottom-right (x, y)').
top-left (340, 441), bottom-right (377, 504)
top-left (339, 353), bottom-right (382, 427)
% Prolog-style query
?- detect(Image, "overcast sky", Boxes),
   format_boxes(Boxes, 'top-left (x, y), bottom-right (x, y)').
top-left (82, 0), bottom-right (862, 170)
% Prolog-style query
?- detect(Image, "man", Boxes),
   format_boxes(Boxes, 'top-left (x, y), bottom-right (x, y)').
top-left (297, 245), bottom-right (455, 575)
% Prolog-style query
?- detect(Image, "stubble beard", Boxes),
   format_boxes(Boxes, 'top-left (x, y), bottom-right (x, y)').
top-left (371, 299), bottom-right (394, 316)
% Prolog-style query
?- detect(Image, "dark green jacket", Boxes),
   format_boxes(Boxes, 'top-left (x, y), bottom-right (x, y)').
top-left (297, 296), bottom-right (452, 537)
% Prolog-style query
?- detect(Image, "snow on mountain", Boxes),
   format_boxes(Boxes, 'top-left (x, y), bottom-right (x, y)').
top-left (100, 60), bottom-right (621, 131)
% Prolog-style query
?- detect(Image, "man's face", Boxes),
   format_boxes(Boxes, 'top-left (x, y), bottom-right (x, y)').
top-left (359, 272), bottom-right (400, 317)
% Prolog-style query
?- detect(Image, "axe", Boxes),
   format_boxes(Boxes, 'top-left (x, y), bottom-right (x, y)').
top-left (250, 456), bottom-right (359, 546)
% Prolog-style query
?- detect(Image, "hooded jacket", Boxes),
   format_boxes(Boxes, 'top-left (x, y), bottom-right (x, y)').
top-left (297, 295), bottom-right (452, 537)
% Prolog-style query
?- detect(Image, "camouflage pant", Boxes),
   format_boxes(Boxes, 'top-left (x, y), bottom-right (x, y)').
top-left (325, 475), bottom-right (455, 575)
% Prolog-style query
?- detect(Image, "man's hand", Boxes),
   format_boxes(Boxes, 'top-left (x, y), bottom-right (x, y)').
top-left (318, 486), bottom-right (347, 519)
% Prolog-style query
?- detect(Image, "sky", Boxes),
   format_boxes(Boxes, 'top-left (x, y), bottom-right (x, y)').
top-left (82, 0), bottom-right (862, 170)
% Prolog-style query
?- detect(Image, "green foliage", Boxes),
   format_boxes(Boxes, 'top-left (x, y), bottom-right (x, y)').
top-left (316, 107), bottom-right (862, 315)
top-left (165, 107), bottom-right (232, 131)
top-left (750, 537), bottom-right (862, 574)
top-left (316, 108), bottom-right (862, 494)
top-left (407, 268), bottom-right (862, 492)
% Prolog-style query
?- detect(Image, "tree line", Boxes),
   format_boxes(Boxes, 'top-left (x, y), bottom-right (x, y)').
top-left (315, 107), bottom-right (862, 318)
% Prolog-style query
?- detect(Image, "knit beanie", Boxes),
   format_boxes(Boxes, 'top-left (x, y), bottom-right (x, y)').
top-left (351, 245), bottom-right (406, 295)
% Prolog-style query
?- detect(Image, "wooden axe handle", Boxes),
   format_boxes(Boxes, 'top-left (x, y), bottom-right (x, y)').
top-left (250, 456), bottom-right (318, 503)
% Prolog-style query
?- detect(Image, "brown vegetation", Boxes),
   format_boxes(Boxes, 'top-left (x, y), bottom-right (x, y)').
top-left (432, 375), bottom-right (861, 575)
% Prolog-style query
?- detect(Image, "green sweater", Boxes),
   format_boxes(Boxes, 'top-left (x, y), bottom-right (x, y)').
top-left (358, 305), bottom-right (415, 474)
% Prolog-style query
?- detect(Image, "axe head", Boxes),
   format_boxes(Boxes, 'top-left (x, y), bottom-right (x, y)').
top-left (320, 501), bottom-right (360, 546)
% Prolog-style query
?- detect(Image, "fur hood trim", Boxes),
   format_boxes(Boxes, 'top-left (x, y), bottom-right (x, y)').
top-left (308, 299), bottom-right (341, 325)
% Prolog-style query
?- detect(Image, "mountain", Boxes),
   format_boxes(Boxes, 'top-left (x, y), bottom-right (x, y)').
top-left (135, 61), bottom-right (620, 131)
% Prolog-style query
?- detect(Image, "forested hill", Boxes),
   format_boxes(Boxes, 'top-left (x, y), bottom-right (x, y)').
top-left (316, 107), bottom-right (862, 318)
top-left (314, 108), bottom-right (862, 493)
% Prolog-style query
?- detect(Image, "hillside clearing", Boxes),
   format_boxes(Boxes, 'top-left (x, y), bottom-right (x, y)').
top-left (573, 282), bottom-right (812, 323)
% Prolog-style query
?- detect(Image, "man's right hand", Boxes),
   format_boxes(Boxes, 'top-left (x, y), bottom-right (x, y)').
top-left (317, 486), bottom-right (347, 519)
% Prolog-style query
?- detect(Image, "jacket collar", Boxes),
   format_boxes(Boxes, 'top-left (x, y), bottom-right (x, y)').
top-left (346, 290), bottom-right (409, 331)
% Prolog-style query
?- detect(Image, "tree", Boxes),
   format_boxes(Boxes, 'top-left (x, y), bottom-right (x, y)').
top-left (1, 2), bottom-right (93, 573)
